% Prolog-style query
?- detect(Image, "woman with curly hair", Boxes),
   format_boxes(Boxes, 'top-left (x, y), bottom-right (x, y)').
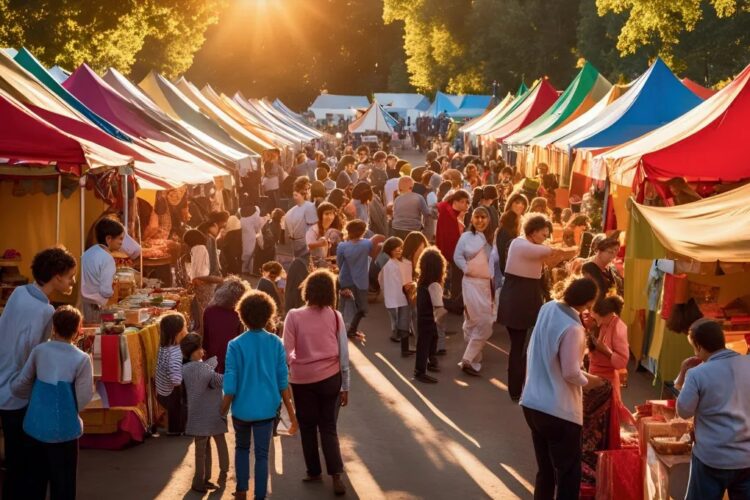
top-left (306, 202), bottom-right (343, 269)
top-left (283, 270), bottom-right (351, 496)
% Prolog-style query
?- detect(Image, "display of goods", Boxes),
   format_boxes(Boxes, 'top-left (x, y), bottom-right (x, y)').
top-left (1, 249), bottom-right (21, 260)
top-left (650, 436), bottom-right (692, 455)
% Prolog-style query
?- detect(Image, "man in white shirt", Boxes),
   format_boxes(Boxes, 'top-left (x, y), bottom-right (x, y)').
top-left (81, 218), bottom-right (124, 322)
top-left (284, 176), bottom-right (318, 258)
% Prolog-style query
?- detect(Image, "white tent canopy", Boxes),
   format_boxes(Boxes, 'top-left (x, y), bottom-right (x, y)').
top-left (348, 100), bottom-right (394, 134)
top-left (308, 93), bottom-right (369, 120)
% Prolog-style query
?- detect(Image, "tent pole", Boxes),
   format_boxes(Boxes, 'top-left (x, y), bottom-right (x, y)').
top-left (123, 173), bottom-right (129, 236)
top-left (80, 175), bottom-right (86, 258)
top-left (56, 174), bottom-right (62, 244)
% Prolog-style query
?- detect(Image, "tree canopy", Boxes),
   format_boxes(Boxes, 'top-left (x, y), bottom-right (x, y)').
top-left (0, 0), bottom-right (223, 77)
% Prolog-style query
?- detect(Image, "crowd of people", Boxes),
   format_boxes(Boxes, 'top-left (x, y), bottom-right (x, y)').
top-left (1, 138), bottom-right (749, 500)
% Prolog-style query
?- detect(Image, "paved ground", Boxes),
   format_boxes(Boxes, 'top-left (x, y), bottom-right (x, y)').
top-left (75, 147), bottom-right (660, 499)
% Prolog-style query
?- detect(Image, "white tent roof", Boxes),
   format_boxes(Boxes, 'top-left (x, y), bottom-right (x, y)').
top-left (48, 65), bottom-right (71, 84)
top-left (309, 94), bottom-right (369, 118)
top-left (348, 100), bottom-right (394, 134)
top-left (374, 93), bottom-right (430, 111)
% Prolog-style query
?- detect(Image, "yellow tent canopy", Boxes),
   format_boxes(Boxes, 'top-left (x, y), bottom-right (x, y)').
top-left (629, 183), bottom-right (750, 263)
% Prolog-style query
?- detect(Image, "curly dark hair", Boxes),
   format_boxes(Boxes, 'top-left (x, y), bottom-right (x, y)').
top-left (31, 247), bottom-right (76, 285)
top-left (301, 269), bottom-right (337, 308)
top-left (595, 237), bottom-right (620, 253)
top-left (52, 305), bottom-right (82, 339)
top-left (592, 295), bottom-right (624, 316)
top-left (345, 219), bottom-right (367, 239)
top-left (237, 290), bottom-right (277, 331)
top-left (523, 214), bottom-right (550, 237)
top-left (416, 247), bottom-right (446, 287)
top-left (293, 176), bottom-right (311, 194)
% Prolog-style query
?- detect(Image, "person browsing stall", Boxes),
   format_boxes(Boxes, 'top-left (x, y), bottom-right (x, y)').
top-left (81, 218), bottom-right (124, 322)
top-left (285, 176), bottom-right (319, 258)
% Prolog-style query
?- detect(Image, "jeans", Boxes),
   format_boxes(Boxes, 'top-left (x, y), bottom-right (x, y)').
top-left (340, 286), bottom-right (368, 335)
top-left (232, 417), bottom-right (274, 498)
top-left (522, 406), bottom-right (582, 500)
top-left (192, 434), bottom-right (229, 489)
top-left (387, 305), bottom-right (411, 334)
top-left (686, 454), bottom-right (750, 500)
top-left (27, 437), bottom-right (79, 500)
top-left (507, 327), bottom-right (529, 400)
top-left (291, 373), bottom-right (344, 476)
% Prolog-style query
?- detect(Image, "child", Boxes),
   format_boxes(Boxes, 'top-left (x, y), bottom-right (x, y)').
top-left (222, 291), bottom-right (298, 500)
top-left (156, 312), bottom-right (187, 435)
top-left (11, 305), bottom-right (94, 499)
top-left (414, 248), bottom-right (448, 383)
top-left (336, 219), bottom-right (381, 338)
top-left (181, 333), bottom-right (229, 493)
top-left (378, 237), bottom-right (414, 356)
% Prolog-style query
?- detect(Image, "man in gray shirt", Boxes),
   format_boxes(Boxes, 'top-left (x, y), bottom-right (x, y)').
top-left (676, 319), bottom-right (750, 499)
top-left (391, 177), bottom-right (431, 240)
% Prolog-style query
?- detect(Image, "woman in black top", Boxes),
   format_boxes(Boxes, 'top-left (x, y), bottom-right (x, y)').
top-left (582, 237), bottom-right (623, 302)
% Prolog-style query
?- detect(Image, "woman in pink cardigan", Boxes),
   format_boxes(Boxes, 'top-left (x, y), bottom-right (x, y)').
top-left (283, 269), bottom-right (350, 496)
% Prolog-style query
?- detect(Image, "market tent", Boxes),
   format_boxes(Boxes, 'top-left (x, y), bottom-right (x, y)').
top-left (138, 71), bottom-right (253, 155)
top-left (0, 88), bottom-right (131, 173)
top-left (505, 62), bottom-right (612, 148)
top-left (48, 65), bottom-right (70, 84)
top-left (453, 94), bottom-right (493, 118)
top-left (64, 64), bottom-right (232, 176)
top-left (199, 84), bottom-right (294, 147)
top-left (273, 98), bottom-right (302, 119)
top-left (348, 100), bottom-right (395, 134)
top-left (426, 91), bottom-right (462, 117)
top-left (13, 48), bottom-right (131, 142)
top-left (373, 92), bottom-right (430, 125)
top-left (459, 93), bottom-right (513, 134)
top-left (1, 48), bottom-right (18, 57)
top-left (480, 78), bottom-right (559, 141)
top-left (630, 183), bottom-right (750, 262)
top-left (308, 93), bottom-right (369, 120)
top-left (516, 81), bottom-right (529, 96)
top-left (524, 83), bottom-right (630, 181)
top-left (600, 63), bottom-right (750, 189)
top-left (468, 82), bottom-right (541, 137)
top-left (253, 98), bottom-right (322, 140)
top-left (175, 77), bottom-right (275, 152)
top-left (234, 95), bottom-right (319, 142)
top-left (102, 67), bottom-right (253, 171)
top-left (553, 59), bottom-right (703, 161)
top-left (681, 78), bottom-right (717, 100)
top-left (0, 52), bottom-right (219, 188)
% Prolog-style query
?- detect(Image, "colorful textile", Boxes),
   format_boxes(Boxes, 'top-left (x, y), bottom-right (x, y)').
top-left (581, 379), bottom-right (612, 485)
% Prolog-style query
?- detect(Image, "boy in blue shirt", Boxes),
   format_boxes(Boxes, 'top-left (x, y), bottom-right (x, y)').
top-left (336, 219), bottom-right (382, 337)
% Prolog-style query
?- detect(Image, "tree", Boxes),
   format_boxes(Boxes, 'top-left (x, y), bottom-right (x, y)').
top-left (596, 0), bottom-right (749, 56)
top-left (0, 0), bottom-right (224, 77)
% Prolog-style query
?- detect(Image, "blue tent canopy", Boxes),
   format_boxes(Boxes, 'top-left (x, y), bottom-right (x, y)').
top-left (569, 59), bottom-right (702, 150)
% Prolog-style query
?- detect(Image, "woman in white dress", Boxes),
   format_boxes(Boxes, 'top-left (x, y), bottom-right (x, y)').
top-left (453, 206), bottom-right (494, 376)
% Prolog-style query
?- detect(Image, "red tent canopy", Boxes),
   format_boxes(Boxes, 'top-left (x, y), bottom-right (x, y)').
top-left (483, 79), bottom-right (559, 141)
top-left (681, 78), bottom-right (717, 100)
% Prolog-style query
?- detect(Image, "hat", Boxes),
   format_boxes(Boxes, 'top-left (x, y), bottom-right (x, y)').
top-left (225, 215), bottom-right (241, 233)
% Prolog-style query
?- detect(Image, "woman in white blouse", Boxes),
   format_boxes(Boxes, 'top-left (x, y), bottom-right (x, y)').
top-left (453, 206), bottom-right (494, 376)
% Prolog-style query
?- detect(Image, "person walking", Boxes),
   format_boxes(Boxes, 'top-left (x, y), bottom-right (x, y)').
top-left (283, 270), bottom-right (351, 496)
top-left (435, 189), bottom-right (470, 314)
top-left (222, 291), bottom-right (298, 500)
top-left (202, 277), bottom-right (250, 374)
top-left (520, 278), bottom-right (603, 500)
top-left (414, 247), bottom-right (448, 383)
top-left (454, 207), bottom-right (495, 376)
top-left (676, 319), bottom-right (750, 499)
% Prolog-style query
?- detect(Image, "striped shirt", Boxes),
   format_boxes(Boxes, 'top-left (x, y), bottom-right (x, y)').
top-left (182, 358), bottom-right (227, 436)
top-left (155, 345), bottom-right (183, 396)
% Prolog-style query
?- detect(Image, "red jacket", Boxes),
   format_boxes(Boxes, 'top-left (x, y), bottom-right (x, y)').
top-left (436, 200), bottom-right (461, 263)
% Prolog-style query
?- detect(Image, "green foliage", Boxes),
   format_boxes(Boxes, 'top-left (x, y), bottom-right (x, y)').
top-left (596, 0), bottom-right (749, 56)
top-left (0, 0), bottom-right (223, 77)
